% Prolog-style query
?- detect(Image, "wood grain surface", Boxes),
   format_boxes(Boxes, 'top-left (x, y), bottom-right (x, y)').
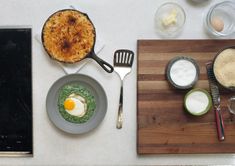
top-left (137, 40), bottom-right (235, 154)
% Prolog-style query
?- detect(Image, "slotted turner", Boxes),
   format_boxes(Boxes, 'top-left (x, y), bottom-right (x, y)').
top-left (114, 49), bottom-right (134, 129)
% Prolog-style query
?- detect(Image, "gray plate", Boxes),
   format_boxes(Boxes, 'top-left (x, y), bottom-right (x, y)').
top-left (46, 74), bottom-right (107, 134)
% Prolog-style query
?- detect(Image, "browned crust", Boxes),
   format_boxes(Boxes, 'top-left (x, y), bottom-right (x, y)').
top-left (42, 9), bottom-right (95, 63)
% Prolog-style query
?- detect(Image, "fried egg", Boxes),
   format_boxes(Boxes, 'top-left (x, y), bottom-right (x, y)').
top-left (63, 93), bottom-right (87, 117)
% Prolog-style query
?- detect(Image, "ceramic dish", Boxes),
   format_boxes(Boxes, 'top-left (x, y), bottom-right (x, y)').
top-left (184, 88), bottom-right (212, 116)
top-left (166, 56), bottom-right (199, 89)
top-left (46, 74), bottom-right (107, 134)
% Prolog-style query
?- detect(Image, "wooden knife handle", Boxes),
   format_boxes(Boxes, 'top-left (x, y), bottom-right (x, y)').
top-left (215, 106), bottom-right (225, 141)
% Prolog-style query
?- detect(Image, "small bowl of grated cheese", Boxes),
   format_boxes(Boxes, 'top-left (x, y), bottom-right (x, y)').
top-left (166, 56), bottom-right (200, 89)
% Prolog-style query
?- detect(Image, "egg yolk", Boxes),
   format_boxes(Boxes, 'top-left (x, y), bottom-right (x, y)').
top-left (64, 99), bottom-right (75, 111)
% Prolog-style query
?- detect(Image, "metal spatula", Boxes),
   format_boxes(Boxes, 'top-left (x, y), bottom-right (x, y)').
top-left (114, 49), bottom-right (134, 129)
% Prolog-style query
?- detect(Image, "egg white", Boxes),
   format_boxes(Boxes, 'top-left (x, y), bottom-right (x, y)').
top-left (65, 94), bottom-right (87, 117)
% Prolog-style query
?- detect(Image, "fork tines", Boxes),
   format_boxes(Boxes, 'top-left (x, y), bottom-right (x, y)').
top-left (114, 49), bottom-right (134, 67)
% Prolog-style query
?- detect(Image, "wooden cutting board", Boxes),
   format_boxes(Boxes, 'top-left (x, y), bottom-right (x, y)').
top-left (137, 40), bottom-right (235, 154)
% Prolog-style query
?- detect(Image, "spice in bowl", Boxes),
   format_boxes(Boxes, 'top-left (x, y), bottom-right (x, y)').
top-left (166, 57), bottom-right (199, 89)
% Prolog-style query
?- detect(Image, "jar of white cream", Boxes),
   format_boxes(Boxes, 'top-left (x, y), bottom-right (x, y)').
top-left (166, 56), bottom-right (200, 89)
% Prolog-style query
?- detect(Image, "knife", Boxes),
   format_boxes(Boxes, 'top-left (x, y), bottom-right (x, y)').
top-left (206, 62), bottom-right (225, 141)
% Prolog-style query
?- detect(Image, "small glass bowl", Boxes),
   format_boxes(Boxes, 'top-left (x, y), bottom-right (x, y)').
top-left (228, 96), bottom-right (235, 115)
top-left (190, 0), bottom-right (211, 4)
top-left (154, 2), bottom-right (186, 38)
top-left (205, 1), bottom-right (235, 37)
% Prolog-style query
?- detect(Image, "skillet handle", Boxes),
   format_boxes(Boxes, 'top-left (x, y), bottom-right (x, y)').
top-left (89, 53), bottom-right (114, 73)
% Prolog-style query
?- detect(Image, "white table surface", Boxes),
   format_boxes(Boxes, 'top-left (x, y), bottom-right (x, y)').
top-left (1, 0), bottom-right (235, 165)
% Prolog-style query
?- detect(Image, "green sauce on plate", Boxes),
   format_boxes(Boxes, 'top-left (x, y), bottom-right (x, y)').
top-left (58, 83), bottom-right (96, 123)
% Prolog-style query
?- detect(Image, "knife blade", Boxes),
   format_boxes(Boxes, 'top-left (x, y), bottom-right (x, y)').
top-left (206, 62), bottom-right (225, 141)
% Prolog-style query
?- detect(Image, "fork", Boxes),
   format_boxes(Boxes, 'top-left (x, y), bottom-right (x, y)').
top-left (114, 49), bottom-right (134, 129)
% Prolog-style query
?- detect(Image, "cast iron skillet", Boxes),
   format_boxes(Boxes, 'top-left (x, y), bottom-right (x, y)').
top-left (213, 46), bottom-right (235, 91)
top-left (41, 9), bottom-right (114, 73)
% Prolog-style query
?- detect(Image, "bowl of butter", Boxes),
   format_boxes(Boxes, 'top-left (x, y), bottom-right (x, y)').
top-left (154, 2), bottom-right (186, 38)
